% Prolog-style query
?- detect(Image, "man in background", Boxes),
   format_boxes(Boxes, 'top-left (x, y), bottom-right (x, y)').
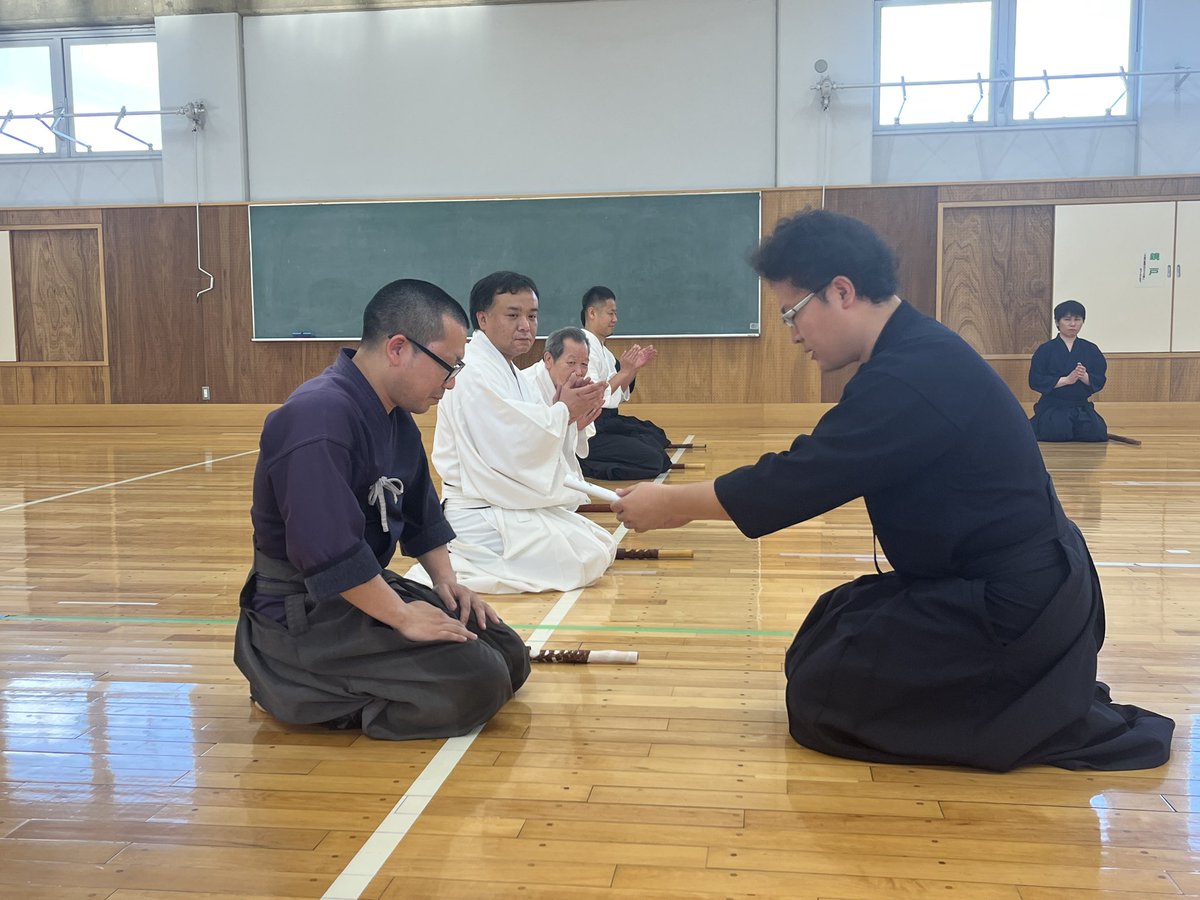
top-left (578, 285), bottom-right (672, 480)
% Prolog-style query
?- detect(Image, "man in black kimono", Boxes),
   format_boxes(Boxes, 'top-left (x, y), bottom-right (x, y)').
top-left (234, 279), bottom-right (530, 740)
top-left (612, 211), bottom-right (1173, 772)
top-left (578, 286), bottom-right (673, 480)
top-left (1028, 300), bottom-right (1109, 442)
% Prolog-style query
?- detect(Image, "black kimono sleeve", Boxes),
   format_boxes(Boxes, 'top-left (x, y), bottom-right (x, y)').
top-left (715, 371), bottom-right (963, 538)
top-left (1028, 341), bottom-right (1062, 396)
top-left (1079, 340), bottom-right (1107, 394)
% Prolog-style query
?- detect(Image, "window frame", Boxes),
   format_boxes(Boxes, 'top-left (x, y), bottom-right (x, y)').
top-left (873, 0), bottom-right (1142, 133)
top-left (0, 25), bottom-right (160, 161)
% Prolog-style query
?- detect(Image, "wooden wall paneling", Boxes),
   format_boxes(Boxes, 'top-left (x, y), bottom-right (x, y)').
top-left (983, 358), bottom-right (1039, 405)
top-left (197, 205), bottom-right (313, 403)
top-left (1097, 358), bottom-right (1171, 402)
top-left (0, 365), bottom-right (108, 404)
top-left (103, 207), bottom-right (207, 403)
top-left (811, 186), bottom-right (938, 402)
top-left (0, 208), bottom-right (102, 227)
top-left (11, 228), bottom-right (104, 362)
top-left (1170, 358), bottom-right (1200, 401)
top-left (939, 175), bottom-right (1200, 205)
top-left (941, 206), bottom-right (1053, 355)
top-left (825, 185), bottom-right (939, 318)
top-left (34, 365), bottom-right (109, 403)
top-left (757, 189), bottom-right (825, 403)
top-left (0, 367), bottom-right (30, 403)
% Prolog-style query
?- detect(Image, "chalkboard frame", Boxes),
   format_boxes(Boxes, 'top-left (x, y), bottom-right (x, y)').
top-left (248, 191), bottom-right (763, 341)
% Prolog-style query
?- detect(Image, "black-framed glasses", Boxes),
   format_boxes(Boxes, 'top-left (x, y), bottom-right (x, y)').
top-left (781, 284), bottom-right (827, 327)
top-left (392, 334), bottom-right (466, 383)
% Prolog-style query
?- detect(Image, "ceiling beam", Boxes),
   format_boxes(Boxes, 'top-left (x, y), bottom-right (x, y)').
top-left (0, 0), bottom-right (573, 30)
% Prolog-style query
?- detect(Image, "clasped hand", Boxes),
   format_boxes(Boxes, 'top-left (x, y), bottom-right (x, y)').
top-left (554, 374), bottom-right (606, 427)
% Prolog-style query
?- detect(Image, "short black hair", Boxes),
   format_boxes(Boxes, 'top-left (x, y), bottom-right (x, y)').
top-left (545, 326), bottom-right (589, 360)
top-left (360, 279), bottom-right (468, 346)
top-left (580, 285), bottom-right (615, 326)
top-left (469, 271), bottom-right (539, 329)
top-left (1054, 299), bottom-right (1086, 321)
top-left (750, 209), bottom-right (899, 302)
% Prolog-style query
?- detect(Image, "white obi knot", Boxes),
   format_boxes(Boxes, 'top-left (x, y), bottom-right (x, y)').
top-left (367, 476), bottom-right (405, 532)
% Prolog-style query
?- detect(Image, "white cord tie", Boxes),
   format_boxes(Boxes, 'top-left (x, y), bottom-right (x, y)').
top-left (367, 476), bottom-right (405, 532)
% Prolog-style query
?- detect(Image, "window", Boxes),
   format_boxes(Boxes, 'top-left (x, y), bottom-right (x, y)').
top-left (0, 28), bottom-right (160, 157)
top-left (875, 0), bottom-right (1138, 128)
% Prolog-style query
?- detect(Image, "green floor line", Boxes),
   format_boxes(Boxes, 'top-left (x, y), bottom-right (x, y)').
top-left (0, 613), bottom-right (793, 637)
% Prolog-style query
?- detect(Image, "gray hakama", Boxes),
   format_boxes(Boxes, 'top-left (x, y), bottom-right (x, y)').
top-left (235, 349), bottom-right (530, 739)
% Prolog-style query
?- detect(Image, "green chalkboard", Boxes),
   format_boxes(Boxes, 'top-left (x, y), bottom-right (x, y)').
top-left (249, 192), bottom-right (762, 339)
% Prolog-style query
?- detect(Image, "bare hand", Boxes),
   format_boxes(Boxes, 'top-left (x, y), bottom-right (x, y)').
top-left (433, 581), bottom-right (500, 629)
top-left (576, 402), bottom-right (603, 430)
top-left (618, 345), bottom-right (643, 370)
top-left (611, 483), bottom-right (689, 532)
top-left (558, 374), bottom-right (607, 424)
top-left (636, 345), bottom-right (658, 368)
top-left (395, 599), bottom-right (477, 643)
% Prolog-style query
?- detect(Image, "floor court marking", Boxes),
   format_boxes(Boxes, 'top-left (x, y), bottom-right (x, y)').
top-left (0, 449), bottom-right (259, 513)
top-left (319, 433), bottom-right (694, 899)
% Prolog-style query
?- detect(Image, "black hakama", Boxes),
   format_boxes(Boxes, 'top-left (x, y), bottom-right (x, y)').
top-left (715, 302), bottom-right (1172, 771)
top-left (1028, 336), bottom-right (1109, 442)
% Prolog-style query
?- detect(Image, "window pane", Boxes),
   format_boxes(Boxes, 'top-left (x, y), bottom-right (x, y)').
top-left (0, 45), bottom-right (55, 155)
top-left (1013, 0), bottom-right (1132, 119)
top-left (68, 40), bottom-right (161, 152)
top-left (878, 1), bottom-right (993, 126)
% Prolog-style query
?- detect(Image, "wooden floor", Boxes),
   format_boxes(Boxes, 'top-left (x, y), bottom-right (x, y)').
top-left (1, 405), bottom-right (1199, 899)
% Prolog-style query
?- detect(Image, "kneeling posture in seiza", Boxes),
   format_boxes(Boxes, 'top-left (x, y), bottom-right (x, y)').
top-left (412, 271), bottom-right (616, 594)
top-left (614, 211), bottom-right (1173, 772)
top-left (521, 326), bottom-right (598, 485)
top-left (1028, 299), bottom-right (1109, 442)
top-left (234, 279), bottom-right (529, 740)
top-left (578, 286), bottom-right (673, 480)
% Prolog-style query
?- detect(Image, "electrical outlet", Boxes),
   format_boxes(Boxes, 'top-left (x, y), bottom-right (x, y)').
top-left (201, 385), bottom-right (211, 401)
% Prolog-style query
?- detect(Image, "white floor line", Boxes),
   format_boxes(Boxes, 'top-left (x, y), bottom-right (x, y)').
top-left (322, 431), bottom-right (696, 899)
top-left (0, 450), bottom-right (259, 513)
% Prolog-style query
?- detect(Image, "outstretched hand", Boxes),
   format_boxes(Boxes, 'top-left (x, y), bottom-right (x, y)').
top-left (611, 482), bottom-right (690, 532)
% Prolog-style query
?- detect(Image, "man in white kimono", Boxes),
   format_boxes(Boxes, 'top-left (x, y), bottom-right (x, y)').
top-left (521, 326), bottom-right (596, 487)
top-left (417, 271), bottom-right (616, 594)
top-left (579, 286), bottom-right (672, 480)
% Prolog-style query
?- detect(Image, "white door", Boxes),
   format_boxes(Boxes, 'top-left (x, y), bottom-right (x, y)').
top-left (0, 232), bottom-right (16, 362)
top-left (1053, 202), bottom-right (1176, 352)
top-left (1171, 200), bottom-right (1200, 351)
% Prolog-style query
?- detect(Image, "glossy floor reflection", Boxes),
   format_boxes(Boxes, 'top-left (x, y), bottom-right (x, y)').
top-left (0, 415), bottom-right (1198, 899)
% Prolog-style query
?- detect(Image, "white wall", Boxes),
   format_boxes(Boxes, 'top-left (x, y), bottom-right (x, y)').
top-left (776, 0), bottom-right (874, 188)
top-left (241, 0), bottom-right (777, 201)
top-left (157, 12), bottom-right (249, 203)
top-left (1137, 0), bottom-right (1200, 175)
top-left (1, 0), bottom-right (1196, 209)
top-left (0, 158), bottom-right (162, 207)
